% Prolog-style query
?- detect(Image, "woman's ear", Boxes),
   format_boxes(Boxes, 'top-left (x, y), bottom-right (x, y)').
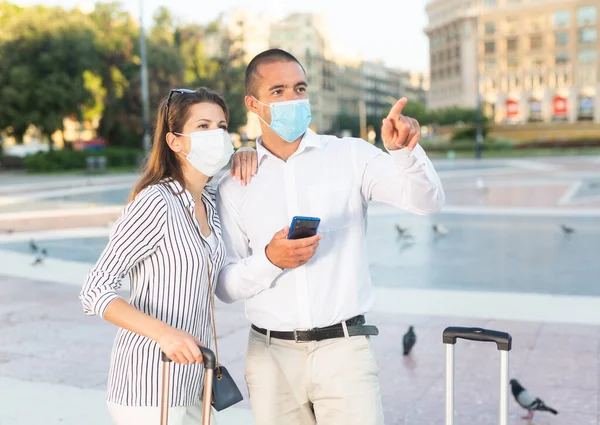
top-left (165, 132), bottom-right (181, 153)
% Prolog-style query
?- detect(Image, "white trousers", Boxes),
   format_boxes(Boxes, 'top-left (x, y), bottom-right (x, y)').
top-left (245, 328), bottom-right (385, 425)
top-left (107, 399), bottom-right (217, 425)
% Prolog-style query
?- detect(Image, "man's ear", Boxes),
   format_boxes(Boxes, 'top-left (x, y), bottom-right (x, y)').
top-left (245, 95), bottom-right (259, 114)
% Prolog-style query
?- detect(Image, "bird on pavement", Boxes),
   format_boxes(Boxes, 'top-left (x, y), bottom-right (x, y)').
top-left (29, 240), bottom-right (38, 252)
top-left (402, 326), bottom-right (416, 356)
top-left (432, 224), bottom-right (449, 236)
top-left (395, 224), bottom-right (414, 241)
top-left (510, 379), bottom-right (558, 420)
top-left (560, 224), bottom-right (574, 235)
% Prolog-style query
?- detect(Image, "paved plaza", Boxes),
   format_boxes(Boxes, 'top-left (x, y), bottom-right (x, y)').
top-left (1, 155), bottom-right (599, 425)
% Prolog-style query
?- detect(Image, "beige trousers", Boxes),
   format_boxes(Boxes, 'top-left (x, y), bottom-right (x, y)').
top-left (245, 328), bottom-right (385, 425)
top-left (106, 399), bottom-right (217, 425)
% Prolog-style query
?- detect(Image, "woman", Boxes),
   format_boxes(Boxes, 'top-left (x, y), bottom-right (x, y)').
top-left (79, 87), bottom-right (255, 425)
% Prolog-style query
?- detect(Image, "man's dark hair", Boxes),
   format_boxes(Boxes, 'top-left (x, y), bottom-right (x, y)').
top-left (245, 48), bottom-right (306, 97)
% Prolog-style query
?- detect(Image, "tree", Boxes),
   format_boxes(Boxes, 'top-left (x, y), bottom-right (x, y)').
top-left (0, 7), bottom-right (99, 147)
top-left (179, 20), bottom-right (248, 133)
top-left (89, 2), bottom-right (137, 144)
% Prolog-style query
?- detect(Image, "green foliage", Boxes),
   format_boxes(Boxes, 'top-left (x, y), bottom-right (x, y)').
top-left (450, 126), bottom-right (489, 141)
top-left (23, 148), bottom-right (143, 172)
top-left (0, 6), bottom-right (99, 145)
top-left (0, 2), bottom-right (248, 154)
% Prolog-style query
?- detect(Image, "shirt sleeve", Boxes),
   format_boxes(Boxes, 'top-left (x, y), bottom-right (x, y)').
top-left (79, 186), bottom-right (168, 317)
top-left (214, 181), bottom-right (283, 304)
top-left (353, 139), bottom-right (445, 214)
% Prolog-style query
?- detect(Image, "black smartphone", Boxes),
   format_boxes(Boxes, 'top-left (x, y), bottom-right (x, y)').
top-left (287, 216), bottom-right (321, 240)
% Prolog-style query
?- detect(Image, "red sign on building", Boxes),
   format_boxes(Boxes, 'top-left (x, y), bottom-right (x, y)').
top-left (553, 96), bottom-right (568, 116)
top-left (506, 99), bottom-right (519, 117)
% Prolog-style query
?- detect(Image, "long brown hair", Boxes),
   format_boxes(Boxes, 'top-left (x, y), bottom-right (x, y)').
top-left (130, 87), bottom-right (230, 201)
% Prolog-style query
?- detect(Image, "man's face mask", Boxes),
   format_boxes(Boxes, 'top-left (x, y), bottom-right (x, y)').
top-left (253, 97), bottom-right (312, 143)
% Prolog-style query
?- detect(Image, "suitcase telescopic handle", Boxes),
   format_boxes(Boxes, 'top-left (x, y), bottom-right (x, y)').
top-left (161, 346), bottom-right (217, 369)
top-left (443, 327), bottom-right (512, 351)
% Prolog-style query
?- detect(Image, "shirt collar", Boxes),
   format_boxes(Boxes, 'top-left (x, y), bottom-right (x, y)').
top-left (256, 128), bottom-right (324, 163)
top-left (162, 177), bottom-right (194, 208)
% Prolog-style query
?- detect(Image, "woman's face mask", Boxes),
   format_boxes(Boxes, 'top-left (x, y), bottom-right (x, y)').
top-left (174, 128), bottom-right (234, 177)
top-left (253, 97), bottom-right (312, 143)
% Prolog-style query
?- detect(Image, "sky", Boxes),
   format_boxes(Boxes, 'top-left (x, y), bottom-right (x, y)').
top-left (14, 0), bottom-right (430, 72)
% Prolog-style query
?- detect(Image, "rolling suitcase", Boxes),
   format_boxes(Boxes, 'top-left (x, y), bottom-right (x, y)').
top-left (442, 327), bottom-right (513, 425)
top-left (160, 346), bottom-right (217, 425)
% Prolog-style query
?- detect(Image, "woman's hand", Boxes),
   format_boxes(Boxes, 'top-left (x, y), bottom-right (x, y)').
top-left (158, 326), bottom-right (204, 365)
top-left (230, 147), bottom-right (258, 186)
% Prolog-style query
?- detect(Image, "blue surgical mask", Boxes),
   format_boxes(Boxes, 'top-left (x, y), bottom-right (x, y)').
top-left (253, 98), bottom-right (312, 143)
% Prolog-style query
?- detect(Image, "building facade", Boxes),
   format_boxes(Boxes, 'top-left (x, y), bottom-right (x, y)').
top-left (426, 0), bottom-right (600, 124)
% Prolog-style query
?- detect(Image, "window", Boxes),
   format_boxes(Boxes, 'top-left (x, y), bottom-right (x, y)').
top-left (577, 6), bottom-right (596, 26)
top-left (485, 59), bottom-right (496, 70)
top-left (579, 28), bottom-right (597, 44)
top-left (507, 38), bottom-right (518, 51)
top-left (506, 17), bottom-right (518, 33)
top-left (508, 57), bottom-right (519, 68)
top-left (555, 32), bottom-right (569, 47)
top-left (555, 52), bottom-right (569, 65)
top-left (553, 10), bottom-right (570, 28)
top-left (485, 22), bottom-right (496, 35)
top-left (484, 0), bottom-right (497, 7)
top-left (530, 34), bottom-right (543, 50)
top-left (485, 41), bottom-right (496, 54)
top-left (532, 56), bottom-right (545, 66)
top-left (578, 49), bottom-right (596, 64)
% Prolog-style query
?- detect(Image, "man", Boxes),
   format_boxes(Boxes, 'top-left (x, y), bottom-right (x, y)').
top-left (215, 48), bottom-right (444, 425)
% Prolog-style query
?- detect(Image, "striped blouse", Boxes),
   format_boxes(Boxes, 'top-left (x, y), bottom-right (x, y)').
top-left (79, 178), bottom-right (226, 407)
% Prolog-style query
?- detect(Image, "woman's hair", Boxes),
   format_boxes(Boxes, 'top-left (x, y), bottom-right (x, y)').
top-left (129, 87), bottom-right (229, 201)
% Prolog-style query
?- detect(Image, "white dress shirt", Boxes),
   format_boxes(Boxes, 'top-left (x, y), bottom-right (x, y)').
top-left (215, 129), bottom-right (444, 331)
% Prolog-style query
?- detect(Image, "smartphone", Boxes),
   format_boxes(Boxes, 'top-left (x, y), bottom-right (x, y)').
top-left (287, 216), bottom-right (321, 240)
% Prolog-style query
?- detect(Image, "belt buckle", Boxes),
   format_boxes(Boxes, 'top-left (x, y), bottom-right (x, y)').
top-left (293, 328), bottom-right (310, 342)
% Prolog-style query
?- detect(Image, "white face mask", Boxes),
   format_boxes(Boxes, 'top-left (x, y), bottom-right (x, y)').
top-left (175, 128), bottom-right (234, 177)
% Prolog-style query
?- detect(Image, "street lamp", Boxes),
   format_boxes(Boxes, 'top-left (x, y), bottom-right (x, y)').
top-left (474, 1), bottom-right (484, 159)
top-left (140, 0), bottom-right (151, 154)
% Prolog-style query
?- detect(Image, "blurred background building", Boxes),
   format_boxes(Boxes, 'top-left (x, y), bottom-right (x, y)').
top-left (426, 0), bottom-right (600, 124)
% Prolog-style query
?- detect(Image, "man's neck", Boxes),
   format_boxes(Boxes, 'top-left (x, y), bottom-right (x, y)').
top-left (259, 126), bottom-right (302, 161)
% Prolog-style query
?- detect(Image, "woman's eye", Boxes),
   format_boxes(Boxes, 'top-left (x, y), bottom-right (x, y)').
top-left (199, 124), bottom-right (209, 129)
top-left (220, 126), bottom-right (228, 131)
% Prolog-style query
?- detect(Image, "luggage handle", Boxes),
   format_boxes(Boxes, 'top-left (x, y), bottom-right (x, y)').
top-left (443, 327), bottom-right (512, 425)
top-left (443, 326), bottom-right (512, 351)
top-left (161, 346), bottom-right (217, 368)
top-left (160, 346), bottom-right (216, 425)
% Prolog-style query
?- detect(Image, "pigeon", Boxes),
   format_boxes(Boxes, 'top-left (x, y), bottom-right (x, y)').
top-left (29, 240), bottom-right (38, 252)
top-left (433, 224), bottom-right (449, 235)
top-left (395, 224), bottom-right (408, 237)
top-left (395, 225), bottom-right (414, 241)
top-left (402, 326), bottom-right (416, 356)
top-left (560, 224), bottom-right (574, 235)
top-left (510, 379), bottom-right (558, 420)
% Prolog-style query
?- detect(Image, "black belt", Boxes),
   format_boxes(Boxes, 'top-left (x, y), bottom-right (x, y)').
top-left (251, 315), bottom-right (379, 342)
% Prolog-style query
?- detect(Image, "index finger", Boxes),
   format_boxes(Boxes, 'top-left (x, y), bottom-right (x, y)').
top-left (188, 341), bottom-right (203, 363)
top-left (386, 97), bottom-right (408, 120)
top-left (289, 234), bottom-right (321, 248)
